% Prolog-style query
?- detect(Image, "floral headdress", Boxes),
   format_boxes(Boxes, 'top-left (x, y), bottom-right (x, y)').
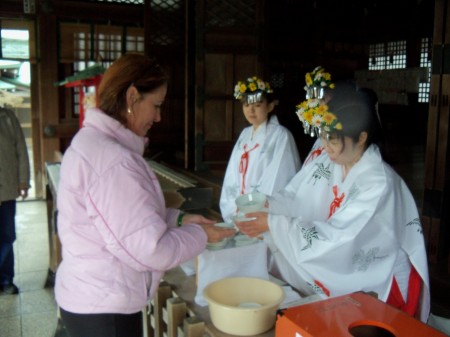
top-left (295, 99), bottom-right (342, 138)
top-left (234, 76), bottom-right (273, 104)
top-left (304, 66), bottom-right (335, 98)
top-left (296, 66), bottom-right (338, 138)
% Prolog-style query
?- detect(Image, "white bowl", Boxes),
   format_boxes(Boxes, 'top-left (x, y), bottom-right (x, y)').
top-left (214, 222), bottom-right (237, 230)
top-left (235, 192), bottom-right (267, 213)
top-left (206, 239), bottom-right (228, 250)
top-left (206, 222), bottom-right (237, 250)
top-left (233, 234), bottom-right (259, 246)
top-left (203, 277), bottom-right (284, 336)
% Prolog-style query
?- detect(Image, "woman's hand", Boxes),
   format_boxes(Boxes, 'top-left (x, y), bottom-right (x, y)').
top-left (182, 213), bottom-right (215, 226)
top-left (201, 224), bottom-right (236, 243)
top-left (235, 211), bottom-right (269, 238)
top-left (182, 214), bottom-right (235, 243)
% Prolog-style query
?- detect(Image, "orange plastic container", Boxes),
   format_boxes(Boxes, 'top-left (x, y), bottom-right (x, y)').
top-left (275, 292), bottom-right (446, 337)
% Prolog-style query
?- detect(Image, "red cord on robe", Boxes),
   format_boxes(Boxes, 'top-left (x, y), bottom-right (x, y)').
top-left (239, 143), bottom-right (259, 194)
top-left (328, 185), bottom-right (345, 219)
top-left (304, 146), bottom-right (324, 165)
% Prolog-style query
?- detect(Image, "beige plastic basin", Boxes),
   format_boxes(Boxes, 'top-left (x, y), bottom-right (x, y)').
top-left (203, 277), bottom-right (284, 336)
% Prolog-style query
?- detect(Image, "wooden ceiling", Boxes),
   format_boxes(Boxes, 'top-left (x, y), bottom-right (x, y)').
top-left (266, 0), bottom-right (435, 43)
top-left (0, 0), bottom-right (436, 41)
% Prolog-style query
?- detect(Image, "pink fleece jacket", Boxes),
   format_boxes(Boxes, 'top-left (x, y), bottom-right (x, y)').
top-left (55, 108), bottom-right (207, 314)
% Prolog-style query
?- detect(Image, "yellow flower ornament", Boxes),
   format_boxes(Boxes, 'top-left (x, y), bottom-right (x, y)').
top-left (296, 66), bottom-right (340, 138)
top-left (305, 66), bottom-right (335, 90)
top-left (296, 98), bottom-right (342, 138)
top-left (234, 76), bottom-right (273, 104)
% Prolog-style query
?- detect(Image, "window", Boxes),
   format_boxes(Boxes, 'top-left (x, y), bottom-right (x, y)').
top-left (0, 20), bottom-right (35, 62)
top-left (60, 23), bottom-right (145, 62)
top-left (69, 61), bottom-right (114, 116)
top-left (368, 38), bottom-right (431, 103)
top-left (368, 40), bottom-right (407, 70)
top-left (1, 29), bottom-right (29, 59)
top-left (418, 37), bottom-right (432, 103)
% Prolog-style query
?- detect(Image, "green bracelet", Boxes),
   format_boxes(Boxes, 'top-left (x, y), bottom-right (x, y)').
top-left (177, 212), bottom-right (185, 227)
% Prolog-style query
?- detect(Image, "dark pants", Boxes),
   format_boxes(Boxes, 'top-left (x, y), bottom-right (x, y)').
top-left (60, 307), bottom-right (143, 337)
top-left (0, 200), bottom-right (16, 285)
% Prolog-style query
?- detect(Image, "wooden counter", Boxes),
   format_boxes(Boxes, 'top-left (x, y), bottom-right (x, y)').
top-left (45, 162), bottom-right (61, 287)
top-left (147, 267), bottom-right (275, 337)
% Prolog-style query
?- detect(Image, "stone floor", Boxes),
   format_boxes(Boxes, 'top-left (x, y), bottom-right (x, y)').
top-left (0, 200), bottom-right (58, 337)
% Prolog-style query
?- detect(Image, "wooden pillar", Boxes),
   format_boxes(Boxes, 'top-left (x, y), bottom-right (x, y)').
top-left (36, 9), bottom-right (60, 185)
top-left (422, 0), bottom-right (450, 265)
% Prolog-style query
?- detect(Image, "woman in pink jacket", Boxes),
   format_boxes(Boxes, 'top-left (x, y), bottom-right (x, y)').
top-left (55, 54), bottom-right (235, 337)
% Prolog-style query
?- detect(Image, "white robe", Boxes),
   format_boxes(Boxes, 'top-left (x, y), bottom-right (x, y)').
top-left (220, 116), bottom-right (301, 223)
top-left (265, 139), bottom-right (430, 322)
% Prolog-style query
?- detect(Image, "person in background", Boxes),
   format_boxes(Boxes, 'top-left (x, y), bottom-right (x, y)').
top-left (0, 95), bottom-right (30, 295)
top-left (55, 53), bottom-right (235, 337)
top-left (220, 76), bottom-right (301, 224)
top-left (235, 80), bottom-right (430, 323)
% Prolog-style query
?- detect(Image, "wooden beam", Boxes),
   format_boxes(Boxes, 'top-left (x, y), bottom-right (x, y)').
top-left (37, 12), bottom-right (60, 173)
top-left (51, 1), bottom-right (144, 26)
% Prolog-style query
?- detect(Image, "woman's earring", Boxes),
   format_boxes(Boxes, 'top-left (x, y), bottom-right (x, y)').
top-left (127, 107), bottom-right (132, 114)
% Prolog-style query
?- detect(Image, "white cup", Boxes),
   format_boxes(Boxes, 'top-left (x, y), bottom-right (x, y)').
top-left (235, 192), bottom-right (267, 214)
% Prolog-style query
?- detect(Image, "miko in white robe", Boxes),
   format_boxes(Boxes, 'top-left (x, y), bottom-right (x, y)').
top-left (220, 115), bottom-right (301, 223)
top-left (264, 139), bottom-right (430, 322)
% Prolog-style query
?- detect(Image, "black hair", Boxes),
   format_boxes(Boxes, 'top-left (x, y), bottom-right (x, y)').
top-left (326, 81), bottom-right (382, 149)
top-left (241, 90), bottom-right (278, 121)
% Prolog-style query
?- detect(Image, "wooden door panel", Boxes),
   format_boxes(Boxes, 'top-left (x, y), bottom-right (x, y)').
top-left (204, 100), bottom-right (232, 140)
top-left (424, 75), bottom-right (440, 189)
top-left (192, 0), bottom-right (264, 170)
top-left (422, 0), bottom-right (450, 270)
top-left (199, 53), bottom-right (260, 168)
top-left (435, 75), bottom-right (450, 188)
top-left (234, 54), bottom-right (261, 80)
top-left (204, 54), bottom-right (234, 96)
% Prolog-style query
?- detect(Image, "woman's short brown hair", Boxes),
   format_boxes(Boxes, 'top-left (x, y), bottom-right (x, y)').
top-left (98, 53), bottom-right (169, 124)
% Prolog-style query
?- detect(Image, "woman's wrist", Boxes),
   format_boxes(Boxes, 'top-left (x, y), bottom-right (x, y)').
top-left (177, 212), bottom-right (185, 227)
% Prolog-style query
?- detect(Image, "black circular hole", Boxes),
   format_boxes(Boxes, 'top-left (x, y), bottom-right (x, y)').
top-left (349, 325), bottom-right (396, 337)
